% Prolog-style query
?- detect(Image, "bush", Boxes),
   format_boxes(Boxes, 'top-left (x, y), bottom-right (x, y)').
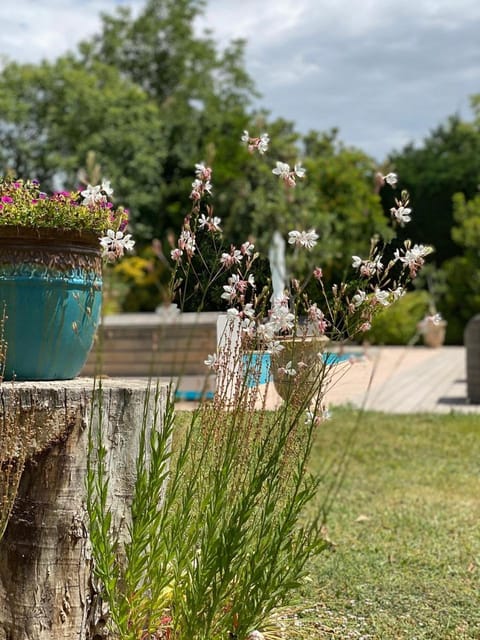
top-left (365, 290), bottom-right (431, 345)
top-left (438, 255), bottom-right (480, 344)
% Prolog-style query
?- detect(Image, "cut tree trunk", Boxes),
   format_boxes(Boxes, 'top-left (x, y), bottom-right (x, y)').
top-left (0, 378), bottom-right (169, 640)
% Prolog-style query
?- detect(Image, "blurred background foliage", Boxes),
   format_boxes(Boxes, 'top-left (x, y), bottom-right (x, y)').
top-left (0, 0), bottom-right (479, 343)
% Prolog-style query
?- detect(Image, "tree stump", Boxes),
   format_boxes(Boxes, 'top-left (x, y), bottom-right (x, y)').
top-left (0, 378), bottom-right (169, 640)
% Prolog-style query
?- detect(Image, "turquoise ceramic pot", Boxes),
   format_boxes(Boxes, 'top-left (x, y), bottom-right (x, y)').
top-left (0, 227), bottom-right (102, 380)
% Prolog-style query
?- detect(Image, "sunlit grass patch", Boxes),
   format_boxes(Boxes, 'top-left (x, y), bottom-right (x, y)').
top-left (301, 408), bottom-right (480, 639)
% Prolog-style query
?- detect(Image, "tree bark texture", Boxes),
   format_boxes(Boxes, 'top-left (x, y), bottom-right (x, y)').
top-left (0, 378), bottom-right (169, 640)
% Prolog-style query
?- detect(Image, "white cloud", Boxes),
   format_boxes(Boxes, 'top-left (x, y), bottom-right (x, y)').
top-left (0, 0), bottom-right (145, 64)
top-left (197, 0), bottom-right (306, 47)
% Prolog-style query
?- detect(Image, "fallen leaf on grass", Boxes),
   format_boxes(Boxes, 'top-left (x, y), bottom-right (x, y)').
top-left (355, 514), bottom-right (370, 523)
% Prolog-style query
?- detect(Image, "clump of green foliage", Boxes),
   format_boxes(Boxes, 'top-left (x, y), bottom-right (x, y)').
top-left (365, 290), bottom-right (431, 345)
top-left (87, 376), bottom-right (333, 640)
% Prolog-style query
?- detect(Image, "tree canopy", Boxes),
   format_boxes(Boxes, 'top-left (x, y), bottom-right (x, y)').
top-left (3, 0), bottom-right (478, 332)
top-left (0, 0), bottom-right (392, 312)
top-left (388, 110), bottom-right (480, 265)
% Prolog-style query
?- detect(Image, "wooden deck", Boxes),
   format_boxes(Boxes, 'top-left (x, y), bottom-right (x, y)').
top-left (328, 346), bottom-right (477, 414)
top-left (81, 312), bottom-right (218, 377)
top-left (171, 346), bottom-right (479, 414)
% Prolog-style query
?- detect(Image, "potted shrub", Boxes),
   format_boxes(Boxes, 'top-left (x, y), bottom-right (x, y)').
top-left (418, 312), bottom-right (447, 348)
top-left (0, 177), bottom-right (134, 380)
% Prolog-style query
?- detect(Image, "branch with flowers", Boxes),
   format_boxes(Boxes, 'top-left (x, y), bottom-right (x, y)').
top-left (168, 131), bottom-right (432, 353)
top-left (87, 128), bottom-right (433, 640)
top-left (168, 161), bottom-right (261, 313)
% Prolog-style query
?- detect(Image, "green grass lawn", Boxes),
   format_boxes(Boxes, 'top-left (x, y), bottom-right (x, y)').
top-left (298, 408), bottom-right (480, 639)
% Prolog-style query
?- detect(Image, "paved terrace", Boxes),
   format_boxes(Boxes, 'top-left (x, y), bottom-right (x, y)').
top-left (85, 313), bottom-right (479, 414)
top-left (175, 346), bottom-right (480, 414)
top-left (322, 345), bottom-right (477, 414)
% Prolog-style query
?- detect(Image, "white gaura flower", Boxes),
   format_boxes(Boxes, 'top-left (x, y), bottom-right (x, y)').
top-left (241, 241), bottom-right (255, 256)
top-left (352, 290), bottom-right (367, 307)
top-left (371, 256), bottom-right (384, 274)
top-left (427, 313), bottom-right (443, 326)
top-left (272, 161), bottom-right (306, 187)
top-left (221, 273), bottom-right (241, 302)
top-left (288, 229), bottom-right (319, 250)
top-left (199, 214), bottom-right (222, 232)
top-left (256, 323), bottom-right (276, 343)
top-left (305, 406), bottom-right (331, 426)
top-left (418, 313), bottom-right (443, 334)
top-left (258, 132), bottom-right (270, 154)
top-left (241, 317), bottom-right (256, 338)
top-left (241, 130), bottom-right (270, 155)
top-left (170, 248), bottom-right (183, 262)
top-left (269, 301), bottom-right (295, 333)
top-left (374, 288), bottom-right (390, 306)
top-left (390, 205), bottom-right (412, 225)
top-left (194, 162), bottom-right (212, 181)
top-left (99, 229), bottom-right (135, 262)
top-left (394, 243), bottom-right (434, 277)
top-left (243, 303), bottom-right (256, 319)
top-left (391, 286), bottom-right (405, 301)
top-left (294, 162), bottom-right (306, 178)
top-left (190, 174), bottom-right (212, 200)
top-left (272, 161), bottom-right (291, 179)
top-left (220, 247), bottom-right (242, 267)
top-left (204, 353), bottom-right (219, 369)
top-left (81, 184), bottom-right (103, 205)
top-left (280, 361), bottom-right (296, 377)
top-left (268, 340), bottom-right (285, 355)
top-left (210, 216), bottom-right (222, 231)
top-left (384, 172), bottom-right (398, 186)
top-left (178, 229), bottom-right (196, 256)
top-left (100, 179), bottom-right (114, 198)
top-left (352, 255), bottom-right (363, 269)
top-left (358, 257), bottom-right (383, 278)
top-left (198, 213), bottom-right (209, 229)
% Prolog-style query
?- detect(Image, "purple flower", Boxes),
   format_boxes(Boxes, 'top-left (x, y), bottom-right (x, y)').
top-left (1, 196), bottom-right (13, 204)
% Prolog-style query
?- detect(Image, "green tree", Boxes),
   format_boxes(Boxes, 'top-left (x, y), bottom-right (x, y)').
top-left (77, 0), bottom-right (258, 239)
top-left (0, 0), bottom-right (399, 313)
top-left (0, 0), bottom-right (258, 242)
top-left (438, 190), bottom-right (480, 343)
top-left (388, 108), bottom-right (480, 265)
top-left (0, 57), bottom-right (167, 220)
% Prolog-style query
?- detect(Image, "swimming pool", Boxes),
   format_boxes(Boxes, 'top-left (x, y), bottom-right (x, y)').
top-left (174, 351), bottom-right (359, 399)
top-left (243, 351), bottom-right (357, 387)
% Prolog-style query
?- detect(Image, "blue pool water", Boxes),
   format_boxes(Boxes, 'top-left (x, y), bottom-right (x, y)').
top-left (243, 352), bottom-right (356, 387)
top-left (175, 390), bottom-right (215, 401)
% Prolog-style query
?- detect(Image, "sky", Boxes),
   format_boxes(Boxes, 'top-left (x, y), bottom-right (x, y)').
top-left (0, 0), bottom-right (478, 161)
